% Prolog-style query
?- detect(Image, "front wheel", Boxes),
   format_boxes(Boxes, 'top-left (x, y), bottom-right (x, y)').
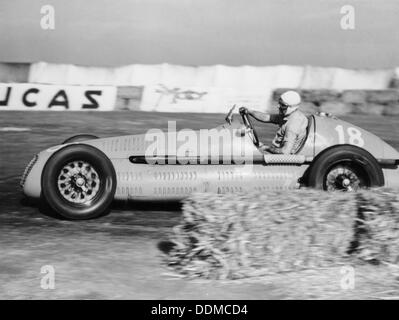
top-left (307, 145), bottom-right (384, 191)
top-left (41, 144), bottom-right (116, 220)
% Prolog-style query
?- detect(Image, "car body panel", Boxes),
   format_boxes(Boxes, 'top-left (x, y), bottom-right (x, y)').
top-left (313, 115), bottom-right (388, 159)
top-left (21, 113), bottom-right (399, 201)
top-left (382, 168), bottom-right (399, 188)
top-left (110, 160), bottom-right (308, 201)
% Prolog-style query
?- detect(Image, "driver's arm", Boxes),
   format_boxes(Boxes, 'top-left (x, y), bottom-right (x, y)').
top-left (248, 110), bottom-right (279, 124)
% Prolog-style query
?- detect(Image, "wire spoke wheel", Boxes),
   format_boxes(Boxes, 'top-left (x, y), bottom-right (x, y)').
top-left (307, 145), bottom-right (384, 191)
top-left (57, 160), bottom-right (100, 204)
top-left (324, 163), bottom-right (369, 191)
top-left (42, 144), bottom-right (116, 220)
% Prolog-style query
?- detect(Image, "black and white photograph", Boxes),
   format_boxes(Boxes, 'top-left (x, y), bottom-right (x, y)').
top-left (1, 0), bottom-right (399, 305)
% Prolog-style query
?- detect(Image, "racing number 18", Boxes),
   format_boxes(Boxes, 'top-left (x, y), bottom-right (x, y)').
top-left (335, 125), bottom-right (364, 147)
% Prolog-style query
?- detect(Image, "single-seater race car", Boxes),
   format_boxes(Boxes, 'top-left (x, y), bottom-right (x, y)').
top-left (21, 106), bottom-right (399, 220)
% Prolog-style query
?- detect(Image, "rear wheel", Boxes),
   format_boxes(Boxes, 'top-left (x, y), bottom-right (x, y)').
top-left (323, 162), bottom-right (369, 191)
top-left (307, 145), bottom-right (384, 191)
top-left (41, 144), bottom-right (116, 220)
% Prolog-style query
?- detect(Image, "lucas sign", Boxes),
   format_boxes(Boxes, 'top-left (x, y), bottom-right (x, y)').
top-left (0, 83), bottom-right (117, 111)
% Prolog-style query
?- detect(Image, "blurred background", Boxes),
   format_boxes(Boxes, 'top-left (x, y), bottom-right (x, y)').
top-left (1, 0), bottom-right (399, 68)
top-left (1, 0), bottom-right (399, 114)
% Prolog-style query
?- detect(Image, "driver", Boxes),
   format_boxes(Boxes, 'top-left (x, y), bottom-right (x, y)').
top-left (242, 90), bottom-right (308, 154)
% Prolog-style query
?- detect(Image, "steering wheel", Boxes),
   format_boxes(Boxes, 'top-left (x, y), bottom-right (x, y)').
top-left (239, 107), bottom-right (260, 147)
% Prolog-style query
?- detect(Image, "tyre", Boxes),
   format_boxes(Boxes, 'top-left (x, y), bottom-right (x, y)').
top-left (41, 144), bottom-right (116, 220)
top-left (62, 134), bottom-right (99, 144)
top-left (307, 145), bottom-right (384, 191)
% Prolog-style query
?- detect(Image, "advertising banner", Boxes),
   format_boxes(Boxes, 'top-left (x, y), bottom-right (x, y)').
top-left (0, 83), bottom-right (117, 111)
top-left (140, 84), bottom-right (271, 113)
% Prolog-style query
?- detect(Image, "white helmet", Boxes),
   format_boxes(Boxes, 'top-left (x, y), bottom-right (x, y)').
top-left (279, 90), bottom-right (301, 115)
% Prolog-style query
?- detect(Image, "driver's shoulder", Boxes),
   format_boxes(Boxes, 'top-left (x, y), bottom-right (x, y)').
top-left (287, 110), bottom-right (307, 123)
top-left (284, 111), bottom-right (308, 131)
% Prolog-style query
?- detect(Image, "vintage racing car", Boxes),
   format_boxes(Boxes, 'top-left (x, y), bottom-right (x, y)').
top-left (21, 106), bottom-right (399, 220)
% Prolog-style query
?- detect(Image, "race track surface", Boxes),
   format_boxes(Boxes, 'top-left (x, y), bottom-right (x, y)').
top-left (1, 111), bottom-right (399, 299)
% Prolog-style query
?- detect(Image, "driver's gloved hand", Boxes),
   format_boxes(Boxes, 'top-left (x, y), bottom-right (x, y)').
top-left (239, 107), bottom-right (248, 114)
top-left (258, 144), bottom-right (271, 154)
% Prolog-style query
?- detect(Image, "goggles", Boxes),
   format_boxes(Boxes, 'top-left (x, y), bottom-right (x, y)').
top-left (278, 99), bottom-right (290, 110)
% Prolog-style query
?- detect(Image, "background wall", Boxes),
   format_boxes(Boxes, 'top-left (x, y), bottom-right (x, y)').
top-left (1, 61), bottom-right (399, 113)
